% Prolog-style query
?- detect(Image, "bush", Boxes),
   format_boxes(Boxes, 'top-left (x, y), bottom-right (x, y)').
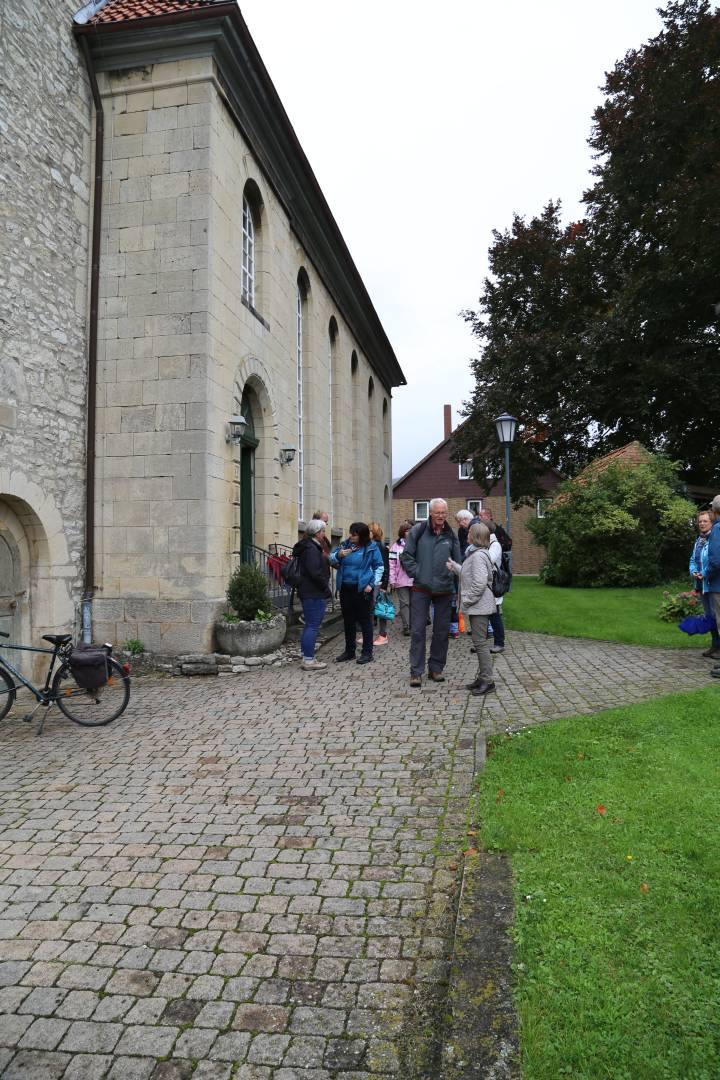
top-left (528, 454), bottom-right (696, 588)
top-left (226, 562), bottom-right (270, 622)
top-left (658, 588), bottom-right (703, 622)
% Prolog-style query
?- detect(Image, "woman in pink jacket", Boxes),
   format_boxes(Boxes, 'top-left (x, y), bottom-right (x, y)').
top-left (388, 521), bottom-right (414, 636)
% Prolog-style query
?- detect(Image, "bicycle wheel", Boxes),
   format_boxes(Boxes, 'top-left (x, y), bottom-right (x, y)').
top-left (53, 657), bottom-right (130, 727)
top-left (0, 668), bottom-right (16, 721)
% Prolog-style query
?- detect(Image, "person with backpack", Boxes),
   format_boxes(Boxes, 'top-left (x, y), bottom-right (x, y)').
top-left (330, 522), bottom-right (384, 665)
top-left (447, 521), bottom-right (497, 696)
top-left (486, 520), bottom-right (508, 654)
top-left (400, 499), bottom-right (461, 687)
top-left (291, 519), bottom-right (332, 671)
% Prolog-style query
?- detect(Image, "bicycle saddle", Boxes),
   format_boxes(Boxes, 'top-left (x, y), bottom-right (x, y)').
top-left (42, 634), bottom-right (73, 645)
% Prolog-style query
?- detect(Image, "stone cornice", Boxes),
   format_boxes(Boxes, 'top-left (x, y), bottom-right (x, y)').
top-left (75, 6), bottom-right (406, 393)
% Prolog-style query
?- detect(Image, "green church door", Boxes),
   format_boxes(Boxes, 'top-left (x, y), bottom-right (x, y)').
top-left (240, 444), bottom-right (255, 561)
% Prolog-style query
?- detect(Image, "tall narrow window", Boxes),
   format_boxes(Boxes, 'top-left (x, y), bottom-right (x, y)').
top-left (296, 280), bottom-right (305, 520)
top-left (242, 195), bottom-right (255, 306)
top-left (328, 319), bottom-right (338, 524)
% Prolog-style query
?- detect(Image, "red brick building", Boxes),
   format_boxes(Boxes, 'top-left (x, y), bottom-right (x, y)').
top-left (392, 406), bottom-right (561, 574)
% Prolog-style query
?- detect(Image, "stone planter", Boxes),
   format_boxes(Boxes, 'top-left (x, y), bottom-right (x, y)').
top-left (215, 613), bottom-right (286, 657)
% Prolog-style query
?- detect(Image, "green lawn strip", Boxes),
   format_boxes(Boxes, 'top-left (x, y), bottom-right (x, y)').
top-left (478, 688), bottom-right (720, 1080)
top-left (504, 577), bottom-right (707, 649)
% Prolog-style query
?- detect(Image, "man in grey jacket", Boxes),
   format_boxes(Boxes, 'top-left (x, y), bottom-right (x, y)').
top-left (400, 499), bottom-right (461, 687)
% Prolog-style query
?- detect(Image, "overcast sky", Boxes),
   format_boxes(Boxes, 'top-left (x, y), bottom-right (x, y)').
top-left (238, 0), bottom-right (665, 478)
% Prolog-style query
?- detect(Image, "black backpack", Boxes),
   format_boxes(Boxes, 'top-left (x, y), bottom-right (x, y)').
top-left (491, 559), bottom-right (512, 599)
top-left (281, 554), bottom-right (303, 589)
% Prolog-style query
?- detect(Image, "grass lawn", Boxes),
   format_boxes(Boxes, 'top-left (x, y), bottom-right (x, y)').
top-left (478, 687), bottom-right (720, 1080)
top-left (504, 576), bottom-right (710, 649)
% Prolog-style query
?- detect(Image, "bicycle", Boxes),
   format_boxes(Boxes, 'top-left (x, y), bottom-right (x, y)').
top-left (0, 632), bottom-right (131, 730)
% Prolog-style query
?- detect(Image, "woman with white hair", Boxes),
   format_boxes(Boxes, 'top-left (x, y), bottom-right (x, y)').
top-left (455, 509), bottom-right (473, 557)
top-left (292, 518), bottom-right (331, 671)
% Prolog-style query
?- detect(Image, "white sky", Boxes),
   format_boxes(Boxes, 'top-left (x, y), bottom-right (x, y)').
top-left (238, 0), bottom-right (665, 478)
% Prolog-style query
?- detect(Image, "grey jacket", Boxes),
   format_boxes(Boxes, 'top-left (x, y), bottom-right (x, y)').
top-left (456, 546), bottom-right (496, 615)
top-left (400, 520), bottom-right (461, 595)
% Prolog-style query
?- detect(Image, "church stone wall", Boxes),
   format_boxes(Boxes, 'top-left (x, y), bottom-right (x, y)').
top-left (91, 57), bottom-right (393, 654)
top-left (0, 0), bottom-right (91, 639)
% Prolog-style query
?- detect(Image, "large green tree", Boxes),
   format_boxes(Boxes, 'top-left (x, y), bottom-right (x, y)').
top-left (457, 0), bottom-right (720, 496)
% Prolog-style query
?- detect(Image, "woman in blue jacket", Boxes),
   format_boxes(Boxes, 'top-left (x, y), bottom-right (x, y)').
top-left (330, 522), bottom-right (384, 664)
top-left (689, 509), bottom-right (720, 658)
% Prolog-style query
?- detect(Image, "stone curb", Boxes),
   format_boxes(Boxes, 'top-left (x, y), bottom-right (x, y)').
top-left (440, 849), bottom-right (520, 1079)
top-left (439, 730), bottom-right (520, 1079)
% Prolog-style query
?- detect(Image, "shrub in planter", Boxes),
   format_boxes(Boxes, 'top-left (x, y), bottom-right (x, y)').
top-left (226, 563), bottom-right (269, 621)
top-left (529, 455), bottom-right (696, 587)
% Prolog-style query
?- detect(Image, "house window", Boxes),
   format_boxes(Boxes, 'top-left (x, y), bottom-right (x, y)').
top-left (466, 499), bottom-right (482, 517)
top-left (242, 195), bottom-right (255, 306)
top-left (414, 501), bottom-right (429, 520)
top-left (459, 460), bottom-right (473, 480)
top-left (536, 498), bottom-right (552, 518)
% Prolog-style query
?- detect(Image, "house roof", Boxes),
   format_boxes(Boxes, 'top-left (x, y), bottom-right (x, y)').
top-left (392, 433), bottom-right (455, 491)
top-left (577, 441), bottom-right (651, 479)
top-left (78, 0), bottom-right (225, 23)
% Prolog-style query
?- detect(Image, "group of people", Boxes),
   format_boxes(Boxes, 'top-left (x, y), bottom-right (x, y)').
top-left (291, 499), bottom-right (510, 694)
top-left (689, 494), bottom-right (720, 678)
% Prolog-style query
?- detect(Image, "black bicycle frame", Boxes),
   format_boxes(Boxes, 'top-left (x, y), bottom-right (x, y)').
top-left (0, 643), bottom-right (63, 702)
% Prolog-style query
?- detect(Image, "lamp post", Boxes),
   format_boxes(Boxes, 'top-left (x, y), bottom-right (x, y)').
top-left (494, 413), bottom-right (518, 545)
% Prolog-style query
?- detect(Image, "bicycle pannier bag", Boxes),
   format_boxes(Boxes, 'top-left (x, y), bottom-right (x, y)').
top-left (68, 643), bottom-right (109, 690)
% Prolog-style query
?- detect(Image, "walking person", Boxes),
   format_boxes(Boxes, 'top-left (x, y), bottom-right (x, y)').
top-left (400, 499), bottom-right (461, 687)
top-left (705, 496), bottom-right (720, 678)
top-left (292, 519), bottom-right (331, 671)
top-left (369, 522), bottom-right (391, 645)
top-left (487, 520), bottom-right (507, 654)
top-left (448, 521), bottom-right (497, 695)
top-left (331, 522), bottom-right (384, 665)
top-left (389, 522), bottom-right (414, 636)
top-left (690, 509), bottom-right (720, 659)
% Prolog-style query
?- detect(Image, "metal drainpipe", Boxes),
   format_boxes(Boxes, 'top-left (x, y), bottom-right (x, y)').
top-left (79, 35), bottom-right (103, 643)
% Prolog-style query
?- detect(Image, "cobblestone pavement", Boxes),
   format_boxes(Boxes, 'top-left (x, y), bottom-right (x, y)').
top-left (0, 631), bottom-right (709, 1079)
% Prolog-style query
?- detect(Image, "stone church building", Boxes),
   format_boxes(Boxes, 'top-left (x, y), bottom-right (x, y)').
top-left (1, 0), bottom-right (404, 658)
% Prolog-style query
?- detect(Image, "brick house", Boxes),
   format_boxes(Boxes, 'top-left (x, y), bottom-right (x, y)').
top-left (392, 406), bottom-right (561, 575)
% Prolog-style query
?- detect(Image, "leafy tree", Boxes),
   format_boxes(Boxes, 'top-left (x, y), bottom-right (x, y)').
top-left (455, 203), bottom-right (598, 500)
top-left (529, 455), bottom-right (697, 587)
top-left (457, 0), bottom-right (720, 495)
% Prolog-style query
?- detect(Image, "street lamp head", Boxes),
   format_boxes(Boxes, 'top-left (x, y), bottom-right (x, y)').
top-left (494, 413), bottom-right (518, 447)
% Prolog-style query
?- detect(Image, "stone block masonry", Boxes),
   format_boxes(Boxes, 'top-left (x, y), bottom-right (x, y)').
top-left (0, 0), bottom-right (92, 643)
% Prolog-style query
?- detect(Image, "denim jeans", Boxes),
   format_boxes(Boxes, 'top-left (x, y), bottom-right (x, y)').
top-left (300, 597), bottom-right (326, 660)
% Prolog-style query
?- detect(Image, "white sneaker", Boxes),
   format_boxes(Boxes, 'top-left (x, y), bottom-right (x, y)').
top-left (301, 658), bottom-right (327, 671)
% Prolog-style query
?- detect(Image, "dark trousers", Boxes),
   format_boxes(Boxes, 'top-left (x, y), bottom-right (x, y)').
top-left (702, 592), bottom-right (720, 647)
top-left (489, 606), bottom-right (505, 647)
top-left (340, 585), bottom-right (374, 657)
top-left (409, 590), bottom-right (453, 675)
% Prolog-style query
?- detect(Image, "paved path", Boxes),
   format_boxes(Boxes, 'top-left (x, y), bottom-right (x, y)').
top-left (0, 631), bottom-right (709, 1079)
